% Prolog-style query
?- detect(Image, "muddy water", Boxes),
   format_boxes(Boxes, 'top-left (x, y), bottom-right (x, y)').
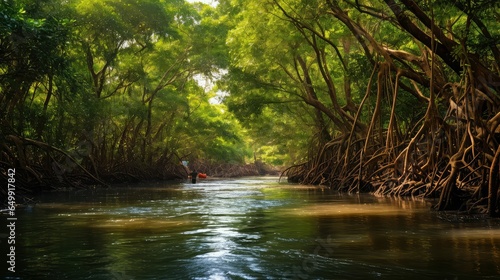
top-left (4, 177), bottom-right (500, 279)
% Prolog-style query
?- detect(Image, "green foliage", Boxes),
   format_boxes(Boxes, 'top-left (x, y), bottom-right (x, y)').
top-left (0, 4), bottom-right (68, 82)
top-left (0, 0), bottom-right (255, 178)
top-left (5, 0), bottom-right (497, 179)
top-left (0, 1), bottom-right (71, 135)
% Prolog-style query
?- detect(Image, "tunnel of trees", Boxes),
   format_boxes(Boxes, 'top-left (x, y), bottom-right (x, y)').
top-left (1, 0), bottom-right (499, 216)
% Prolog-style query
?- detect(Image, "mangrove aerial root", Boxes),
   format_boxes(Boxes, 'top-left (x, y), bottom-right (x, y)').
top-left (284, 66), bottom-right (500, 216)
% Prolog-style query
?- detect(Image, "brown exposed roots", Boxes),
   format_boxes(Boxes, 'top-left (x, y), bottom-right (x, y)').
top-left (1, 133), bottom-right (187, 206)
top-left (283, 133), bottom-right (376, 193)
top-left (284, 66), bottom-right (500, 216)
top-left (1, 134), bottom-right (109, 204)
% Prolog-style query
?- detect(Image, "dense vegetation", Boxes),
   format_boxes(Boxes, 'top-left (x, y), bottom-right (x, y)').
top-left (1, 0), bottom-right (499, 215)
top-left (1, 0), bottom-right (255, 196)
top-left (225, 0), bottom-right (500, 215)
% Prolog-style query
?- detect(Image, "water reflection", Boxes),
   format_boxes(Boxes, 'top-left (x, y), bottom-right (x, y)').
top-left (8, 177), bottom-right (500, 279)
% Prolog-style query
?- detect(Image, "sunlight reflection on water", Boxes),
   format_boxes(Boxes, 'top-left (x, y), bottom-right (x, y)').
top-left (11, 177), bottom-right (500, 279)
top-left (283, 203), bottom-right (415, 216)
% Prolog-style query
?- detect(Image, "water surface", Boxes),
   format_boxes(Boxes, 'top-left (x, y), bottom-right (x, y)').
top-left (4, 177), bottom-right (500, 279)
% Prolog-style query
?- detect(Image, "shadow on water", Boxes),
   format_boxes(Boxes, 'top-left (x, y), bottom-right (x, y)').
top-left (4, 177), bottom-right (500, 279)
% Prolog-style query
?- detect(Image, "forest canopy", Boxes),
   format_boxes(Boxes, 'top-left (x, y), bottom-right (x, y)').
top-left (1, 0), bottom-right (500, 215)
top-left (0, 0), bottom-right (253, 188)
top-left (219, 0), bottom-right (500, 216)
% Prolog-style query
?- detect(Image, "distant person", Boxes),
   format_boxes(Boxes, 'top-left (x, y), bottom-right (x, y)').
top-left (189, 170), bottom-right (198, 184)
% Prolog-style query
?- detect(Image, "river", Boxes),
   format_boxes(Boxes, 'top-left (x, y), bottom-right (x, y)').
top-left (4, 177), bottom-right (500, 279)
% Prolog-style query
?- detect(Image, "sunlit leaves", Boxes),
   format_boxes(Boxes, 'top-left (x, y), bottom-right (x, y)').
top-left (1, 0), bottom-right (253, 171)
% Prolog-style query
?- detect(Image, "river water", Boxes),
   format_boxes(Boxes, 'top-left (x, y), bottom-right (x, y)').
top-left (4, 177), bottom-right (500, 279)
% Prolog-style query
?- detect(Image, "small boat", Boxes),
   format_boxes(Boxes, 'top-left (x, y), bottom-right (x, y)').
top-left (198, 173), bottom-right (207, 179)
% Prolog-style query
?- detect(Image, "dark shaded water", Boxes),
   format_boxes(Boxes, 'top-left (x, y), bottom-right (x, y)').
top-left (2, 177), bottom-right (500, 279)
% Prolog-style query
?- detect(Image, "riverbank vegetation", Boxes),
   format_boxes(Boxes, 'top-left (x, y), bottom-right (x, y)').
top-left (0, 0), bottom-right (251, 197)
top-left (1, 0), bottom-right (499, 216)
top-left (223, 0), bottom-right (500, 216)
